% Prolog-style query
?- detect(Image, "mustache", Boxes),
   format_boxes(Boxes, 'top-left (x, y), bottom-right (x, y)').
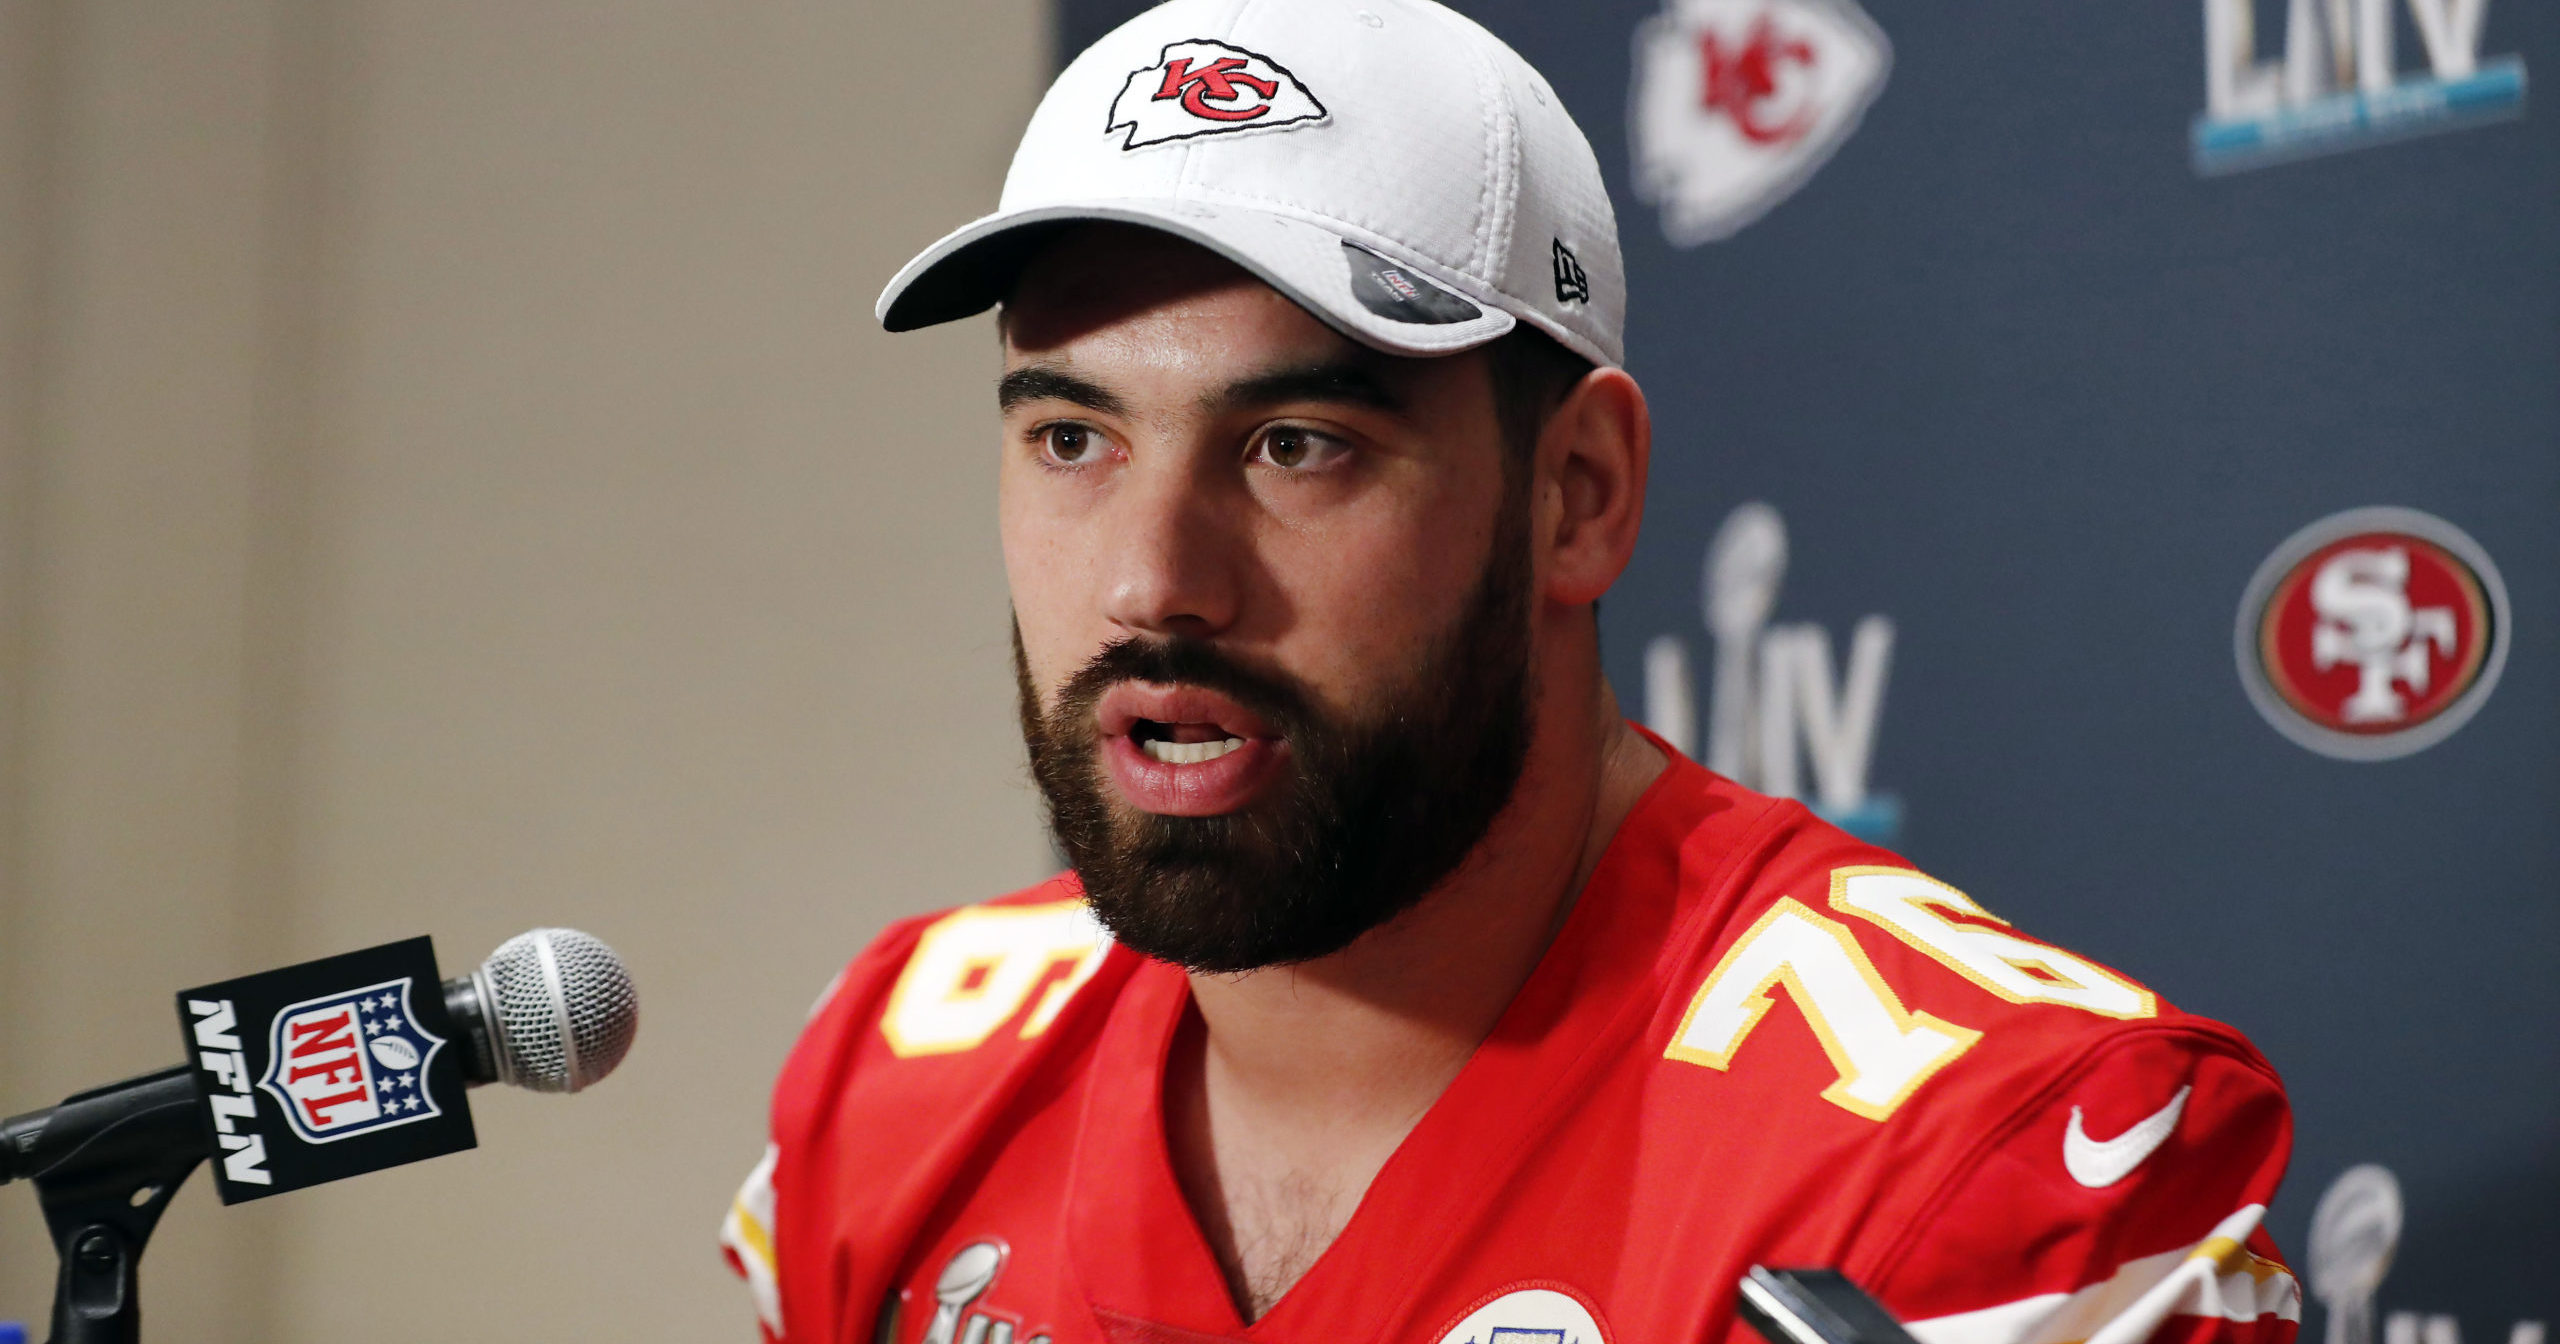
top-left (1049, 634), bottom-right (1317, 738)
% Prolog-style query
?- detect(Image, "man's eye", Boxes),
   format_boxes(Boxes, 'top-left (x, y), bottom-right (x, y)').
top-left (1250, 426), bottom-right (1348, 471)
top-left (1039, 423), bottom-right (1106, 466)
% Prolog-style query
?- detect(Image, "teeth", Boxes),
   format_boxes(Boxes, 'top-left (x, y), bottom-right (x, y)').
top-left (1141, 737), bottom-right (1246, 765)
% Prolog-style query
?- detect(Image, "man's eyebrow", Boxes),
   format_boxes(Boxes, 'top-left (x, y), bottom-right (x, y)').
top-left (997, 366), bottom-right (1128, 416)
top-left (1211, 360), bottom-right (1408, 417)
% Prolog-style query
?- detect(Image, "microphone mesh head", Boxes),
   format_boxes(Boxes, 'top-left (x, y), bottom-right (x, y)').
top-left (481, 928), bottom-right (638, 1093)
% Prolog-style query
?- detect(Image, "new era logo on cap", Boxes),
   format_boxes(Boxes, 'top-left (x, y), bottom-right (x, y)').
top-left (1551, 239), bottom-right (1590, 305)
top-left (1108, 39), bottom-right (1328, 149)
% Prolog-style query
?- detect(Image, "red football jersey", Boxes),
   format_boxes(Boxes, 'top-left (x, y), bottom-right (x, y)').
top-left (724, 746), bottom-right (2302, 1344)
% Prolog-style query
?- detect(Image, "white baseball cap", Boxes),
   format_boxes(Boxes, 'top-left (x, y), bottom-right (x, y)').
top-left (875, 0), bottom-right (1627, 368)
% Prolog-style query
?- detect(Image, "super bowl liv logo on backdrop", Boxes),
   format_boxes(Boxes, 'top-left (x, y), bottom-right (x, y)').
top-left (2304, 1165), bottom-right (2546, 1344)
top-left (2193, 0), bottom-right (2528, 175)
top-left (1643, 502), bottom-right (1901, 844)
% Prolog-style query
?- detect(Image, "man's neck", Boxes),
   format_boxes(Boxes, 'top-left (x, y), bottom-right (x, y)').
top-left (1164, 681), bottom-right (1668, 1320)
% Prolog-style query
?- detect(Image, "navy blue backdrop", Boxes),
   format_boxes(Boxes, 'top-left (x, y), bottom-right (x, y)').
top-left (1058, 0), bottom-right (2556, 1327)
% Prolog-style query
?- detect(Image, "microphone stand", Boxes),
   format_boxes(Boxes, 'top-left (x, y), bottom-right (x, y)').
top-left (1, 1066), bottom-right (209, 1344)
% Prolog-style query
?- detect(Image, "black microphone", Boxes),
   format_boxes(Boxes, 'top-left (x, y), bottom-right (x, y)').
top-left (1737, 1267), bottom-right (1922, 1344)
top-left (436, 927), bottom-right (641, 1094)
top-left (1, 930), bottom-right (635, 1344)
top-left (0, 929), bottom-right (637, 1189)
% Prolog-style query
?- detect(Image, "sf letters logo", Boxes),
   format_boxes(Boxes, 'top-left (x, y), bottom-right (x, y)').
top-left (2240, 510), bottom-right (2504, 759)
top-left (1109, 40), bottom-right (1327, 149)
top-left (2308, 547), bottom-right (2458, 725)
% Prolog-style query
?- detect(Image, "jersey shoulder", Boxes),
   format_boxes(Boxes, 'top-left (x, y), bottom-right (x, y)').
top-left (1648, 786), bottom-right (2274, 1126)
top-left (772, 872), bottom-right (1126, 1144)
top-left (732, 874), bottom-right (1135, 1343)
top-left (1637, 785), bottom-right (2298, 1343)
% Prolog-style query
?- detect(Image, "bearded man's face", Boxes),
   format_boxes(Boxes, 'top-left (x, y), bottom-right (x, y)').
top-left (1014, 482), bottom-right (1532, 972)
top-left (996, 227), bottom-right (1539, 972)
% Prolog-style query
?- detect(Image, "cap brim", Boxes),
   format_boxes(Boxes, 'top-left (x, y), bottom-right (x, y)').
top-left (876, 200), bottom-right (1517, 358)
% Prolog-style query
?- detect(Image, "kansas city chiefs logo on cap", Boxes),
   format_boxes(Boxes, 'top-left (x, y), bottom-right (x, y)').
top-left (1108, 39), bottom-right (1328, 150)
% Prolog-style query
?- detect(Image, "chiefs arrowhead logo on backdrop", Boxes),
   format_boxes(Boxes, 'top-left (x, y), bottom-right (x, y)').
top-left (1108, 39), bottom-right (1328, 150)
top-left (1630, 0), bottom-right (1891, 246)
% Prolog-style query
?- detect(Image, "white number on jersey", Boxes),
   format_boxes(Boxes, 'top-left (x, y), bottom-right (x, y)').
top-left (1665, 868), bottom-right (2160, 1119)
top-left (881, 901), bottom-right (1111, 1058)
top-left (1666, 898), bottom-right (1983, 1120)
top-left (1828, 867), bottom-right (2156, 1020)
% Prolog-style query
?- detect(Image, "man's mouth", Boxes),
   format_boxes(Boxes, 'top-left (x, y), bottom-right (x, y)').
top-left (1095, 683), bottom-right (1288, 816)
top-left (1130, 719), bottom-right (1248, 765)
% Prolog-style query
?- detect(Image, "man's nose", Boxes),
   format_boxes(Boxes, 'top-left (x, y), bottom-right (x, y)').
top-left (1099, 457), bottom-right (1242, 641)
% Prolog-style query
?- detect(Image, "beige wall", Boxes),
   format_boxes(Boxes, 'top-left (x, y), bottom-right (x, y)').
top-left (0, 1), bottom-right (1054, 1338)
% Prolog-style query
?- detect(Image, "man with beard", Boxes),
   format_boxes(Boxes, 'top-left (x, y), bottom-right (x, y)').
top-left (724, 3), bottom-right (2304, 1344)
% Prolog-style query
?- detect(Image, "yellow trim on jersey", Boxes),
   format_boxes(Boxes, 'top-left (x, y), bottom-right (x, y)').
top-left (1904, 1204), bottom-right (2300, 1344)
top-left (727, 1196), bottom-right (775, 1272)
top-left (722, 1142), bottom-right (784, 1338)
top-left (2190, 1235), bottom-right (2290, 1285)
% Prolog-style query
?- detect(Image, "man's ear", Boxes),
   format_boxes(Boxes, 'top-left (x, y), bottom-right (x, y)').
top-left (1535, 367), bottom-right (1651, 607)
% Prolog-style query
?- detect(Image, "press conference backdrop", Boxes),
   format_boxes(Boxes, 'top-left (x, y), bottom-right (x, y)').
top-left (0, 2), bottom-right (1054, 1340)
top-left (1053, 0), bottom-right (2560, 1328)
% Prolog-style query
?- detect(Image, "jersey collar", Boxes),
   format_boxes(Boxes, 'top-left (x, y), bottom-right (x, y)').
top-left (1061, 746), bottom-right (1751, 1339)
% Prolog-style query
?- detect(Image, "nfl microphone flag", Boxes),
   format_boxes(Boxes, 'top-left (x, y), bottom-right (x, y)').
top-left (176, 936), bottom-right (477, 1203)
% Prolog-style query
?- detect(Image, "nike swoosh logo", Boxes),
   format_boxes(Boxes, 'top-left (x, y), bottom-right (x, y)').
top-left (2063, 1084), bottom-right (2191, 1189)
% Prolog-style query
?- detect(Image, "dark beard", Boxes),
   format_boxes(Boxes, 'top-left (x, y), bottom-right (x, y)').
top-left (1014, 487), bottom-right (1537, 974)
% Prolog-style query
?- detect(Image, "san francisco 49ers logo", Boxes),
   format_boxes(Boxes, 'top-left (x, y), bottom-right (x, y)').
top-left (1108, 39), bottom-right (1327, 150)
top-left (2236, 507), bottom-right (2510, 761)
